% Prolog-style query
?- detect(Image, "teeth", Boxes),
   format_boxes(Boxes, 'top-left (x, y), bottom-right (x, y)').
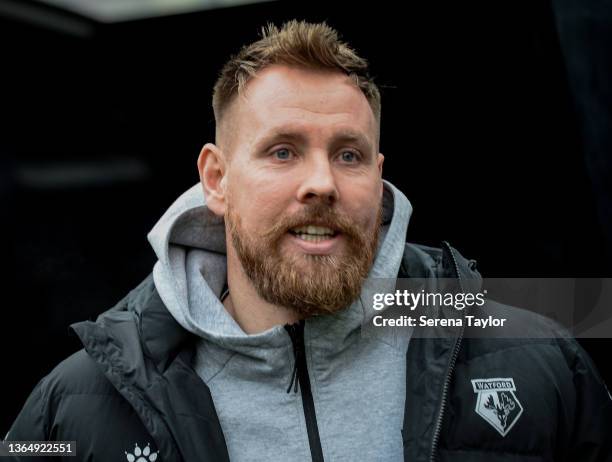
top-left (292, 225), bottom-right (334, 236)
top-left (295, 234), bottom-right (331, 242)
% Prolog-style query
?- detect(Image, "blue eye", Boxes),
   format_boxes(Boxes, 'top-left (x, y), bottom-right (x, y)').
top-left (274, 148), bottom-right (291, 160)
top-left (340, 151), bottom-right (357, 163)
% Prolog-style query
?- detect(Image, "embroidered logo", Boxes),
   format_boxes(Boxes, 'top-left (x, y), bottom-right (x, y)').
top-left (125, 443), bottom-right (159, 462)
top-left (471, 377), bottom-right (523, 436)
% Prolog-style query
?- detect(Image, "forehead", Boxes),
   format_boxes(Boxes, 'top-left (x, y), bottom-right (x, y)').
top-left (229, 64), bottom-right (377, 142)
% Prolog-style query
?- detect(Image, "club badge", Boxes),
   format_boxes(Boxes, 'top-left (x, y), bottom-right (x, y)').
top-left (471, 377), bottom-right (523, 437)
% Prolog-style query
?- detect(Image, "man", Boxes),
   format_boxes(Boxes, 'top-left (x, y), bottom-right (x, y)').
top-left (6, 20), bottom-right (612, 462)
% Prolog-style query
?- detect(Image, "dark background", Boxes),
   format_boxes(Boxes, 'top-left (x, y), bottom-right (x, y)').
top-left (1, 0), bottom-right (611, 435)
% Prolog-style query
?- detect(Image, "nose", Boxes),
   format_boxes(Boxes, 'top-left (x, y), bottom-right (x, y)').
top-left (296, 153), bottom-right (339, 205)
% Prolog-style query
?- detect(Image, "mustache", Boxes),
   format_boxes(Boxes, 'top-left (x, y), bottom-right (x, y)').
top-left (261, 203), bottom-right (361, 240)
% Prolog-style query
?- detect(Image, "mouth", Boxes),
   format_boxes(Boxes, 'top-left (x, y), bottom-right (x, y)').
top-left (287, 224), bottom-right (341, 255)
top-left (288, 225), bottom-right (338, 242)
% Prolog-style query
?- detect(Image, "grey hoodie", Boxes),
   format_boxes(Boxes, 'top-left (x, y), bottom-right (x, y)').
top-left (147, 180), bottom-right (413, 461)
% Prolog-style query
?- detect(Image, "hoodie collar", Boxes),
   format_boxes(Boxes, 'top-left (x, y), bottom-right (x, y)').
top-left (147, 180), bottom-right (412, 354)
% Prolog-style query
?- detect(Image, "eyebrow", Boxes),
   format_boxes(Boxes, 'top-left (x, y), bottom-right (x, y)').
top-left (254, 126), bottom-right (374, 154)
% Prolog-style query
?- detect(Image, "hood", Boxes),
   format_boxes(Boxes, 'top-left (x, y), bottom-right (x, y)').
top-left (147, 180), bottom-right (412, 351)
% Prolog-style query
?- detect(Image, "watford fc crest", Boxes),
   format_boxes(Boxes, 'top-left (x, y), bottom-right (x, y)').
top-left (471, 378), bottom-right (523, 437)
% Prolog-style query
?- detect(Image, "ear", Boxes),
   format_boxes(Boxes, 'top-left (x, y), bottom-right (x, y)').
top-left (377, 152), bottom-right (384, 175)
top-left (197, 143), bottom-right (227, 216)
top-left (377, 152), bottom-right (385, 197)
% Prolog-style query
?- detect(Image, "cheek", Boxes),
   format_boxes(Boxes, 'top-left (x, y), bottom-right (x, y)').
top-left (228, 174), bottom-right (294, 229)
top-left (338, 177), bottom-right (382, 225)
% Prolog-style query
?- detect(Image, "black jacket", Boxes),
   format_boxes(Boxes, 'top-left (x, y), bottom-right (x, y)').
top-left (7, 242), bottom-right (612, 461)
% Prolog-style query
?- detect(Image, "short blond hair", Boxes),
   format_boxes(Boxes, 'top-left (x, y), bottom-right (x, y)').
top-left (212, 20), bottom-right (381, 127)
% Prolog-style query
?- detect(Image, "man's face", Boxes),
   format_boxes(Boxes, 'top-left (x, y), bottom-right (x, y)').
top-left (218, 64), bottom-right (384, 317)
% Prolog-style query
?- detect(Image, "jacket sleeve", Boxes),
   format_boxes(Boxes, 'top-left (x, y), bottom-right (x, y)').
top-left (565, 341), bottom-right (612, 462)
top-left (4, 378), bottom-right (61, 462)
top-left (6, 379), bottom-right (50, 443)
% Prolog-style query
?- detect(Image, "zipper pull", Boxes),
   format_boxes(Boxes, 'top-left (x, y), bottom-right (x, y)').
top-left (284, 320), bottom-right (305, 394)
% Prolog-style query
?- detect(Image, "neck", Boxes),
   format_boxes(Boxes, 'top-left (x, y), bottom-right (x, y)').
top-left (224, 248), bottom-right (300, 334)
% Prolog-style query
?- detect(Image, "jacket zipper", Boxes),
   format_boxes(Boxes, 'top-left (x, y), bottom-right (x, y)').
top-left (429, 242), bottom-right (466, 462)
top-left (285, 320), bottom-right (325, 462)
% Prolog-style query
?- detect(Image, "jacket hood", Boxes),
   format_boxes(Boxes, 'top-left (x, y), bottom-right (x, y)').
top-left (147, 180), bottom-right (412, 352)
